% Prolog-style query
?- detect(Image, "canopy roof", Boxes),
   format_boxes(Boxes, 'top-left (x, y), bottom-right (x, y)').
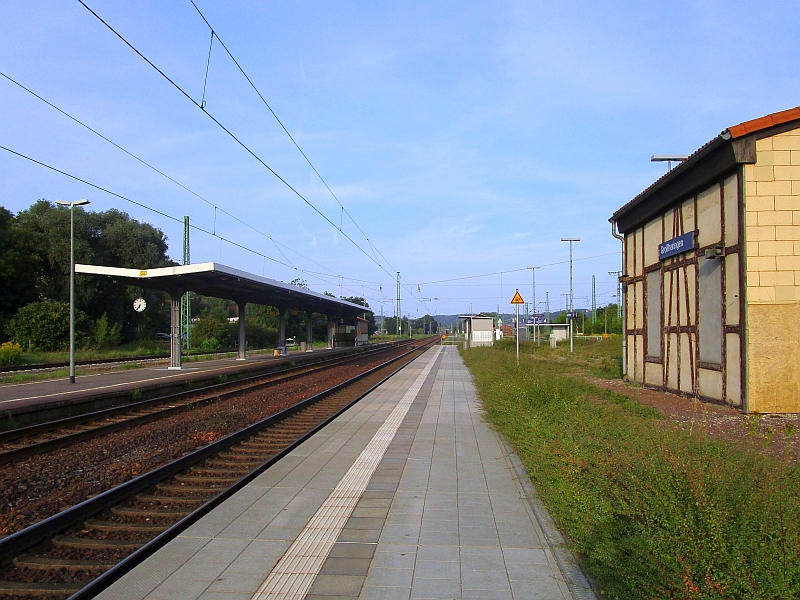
top-left (76, 262), bottom-right (370, 317)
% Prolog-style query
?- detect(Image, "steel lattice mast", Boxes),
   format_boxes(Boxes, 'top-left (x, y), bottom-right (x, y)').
top-left (181, 216), bottom-right (191, 350)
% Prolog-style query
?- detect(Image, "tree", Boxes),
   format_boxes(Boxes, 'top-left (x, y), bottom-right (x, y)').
top-left (5, 300), bottom-right (83, 352)
top-left (4, 200), bottom-right (174, 344)
top-left (0, 207), bottom-right (39, 340)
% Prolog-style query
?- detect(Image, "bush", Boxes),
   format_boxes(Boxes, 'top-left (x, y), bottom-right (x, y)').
top-left (192, 311), bottom-right (235, 349)
top-left (0, 342), bottom-right (23, 366)
top-left (93, 313), bottom-right (122, 349)
top-left (5, 300), bottom-right (83, 352)
top-left (245, 322), bottom-right (278, 349)
top-left (200, 337), bottom-right (220, 352)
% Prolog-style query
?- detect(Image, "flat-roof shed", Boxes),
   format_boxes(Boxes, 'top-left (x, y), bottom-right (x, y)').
top-left (459, 315), bottom-right (495, 347)
top-left (610, 106), bottom-right (800, 413)
top-left (76, 262), bottom-right (370, 368)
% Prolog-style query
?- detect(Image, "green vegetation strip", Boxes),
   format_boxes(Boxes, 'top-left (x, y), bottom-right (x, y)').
top-left (462, 339), bottom-right (800, 599)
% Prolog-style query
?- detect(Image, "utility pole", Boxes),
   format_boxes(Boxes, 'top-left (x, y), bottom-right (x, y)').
top-left (182, 216), bottom-right (191, 351)
top-left (545, 292), bottom-right (550, 323)
top-left (561, 238), bottom-right (580, 352)
top-left (527, 266), bottom-right (540, 314)
top-left (591, 275), bottom-right (596, 325)
top-left (609, 271), bottom-right (622, 318)
top-left (396, 272), bottom-right (401, 337)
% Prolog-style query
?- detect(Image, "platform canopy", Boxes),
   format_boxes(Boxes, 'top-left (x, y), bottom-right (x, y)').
top-left (75, 262), bottom-right (370, 317)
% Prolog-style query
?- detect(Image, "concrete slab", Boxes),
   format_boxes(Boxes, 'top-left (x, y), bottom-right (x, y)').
top-left (95, 346), bottom-right (594, 600)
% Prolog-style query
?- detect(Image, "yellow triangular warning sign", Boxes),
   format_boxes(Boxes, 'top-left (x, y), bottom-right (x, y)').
top-left (510, 289), bottom-right (525, 304)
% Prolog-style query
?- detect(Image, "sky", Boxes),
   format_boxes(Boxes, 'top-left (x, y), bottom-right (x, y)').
top-left (2, 0), bottom-right (799, 320)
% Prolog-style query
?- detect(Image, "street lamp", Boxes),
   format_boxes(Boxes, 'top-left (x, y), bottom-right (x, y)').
top-left (55, 199), bottom-right (90, 383)
top-left (561, 238), bottom-right (580, 352)
top-left (651, 154), bottom-right (689, 172)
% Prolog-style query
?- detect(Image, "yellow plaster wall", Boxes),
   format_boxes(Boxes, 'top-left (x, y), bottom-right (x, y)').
top-left (743, 128), bottom-right (800, 412)
top-left (746, 304), bottom-right (800, 412)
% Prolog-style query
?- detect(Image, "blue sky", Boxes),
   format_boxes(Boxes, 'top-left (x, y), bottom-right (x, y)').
top-left (2, 0), bottom-right (799, 319)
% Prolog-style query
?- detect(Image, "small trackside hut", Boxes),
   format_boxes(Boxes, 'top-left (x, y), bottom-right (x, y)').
top-left (611, 106), bottom-right (800, 413)
top-left (332, 317), bottom-right (369, 347)
top-left (459, 315), bottom-right (495, 348)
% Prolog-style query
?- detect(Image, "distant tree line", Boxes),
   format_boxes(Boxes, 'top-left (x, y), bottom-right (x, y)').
top-left (1, 200), bottom-right (173, 351)
top-left (379, 314), bottom-right (439, 336)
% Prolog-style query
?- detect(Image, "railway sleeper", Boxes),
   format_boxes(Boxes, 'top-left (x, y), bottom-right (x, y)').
top-left (111, 506), bottom-right (190, 519)
top-left (172, 474), bottom-right (240, 485)
top-left (155, 484), bottom-right (220, 496)
top-left (223, 449), bottom-right (276, 459)
top-left (0, 580), bottom-right (80, 597)
top-left (135, 494), bottom-right (206, 506)
top-left (203, 459), bottom-right (265, 469)
top-left (13, 554), bottom-right (115, 572)
top-left (189, 465), bottom-right (252, 475)
top-left (84, 519), bottom-right (168, 534)
top-left (239, 436), bottom-right (296, 446)
top-left (51, 536), bottom-right (143, 551)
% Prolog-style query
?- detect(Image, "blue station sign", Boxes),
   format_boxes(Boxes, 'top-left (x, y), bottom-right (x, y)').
top-left (659, 232), bottom-right (694, 261)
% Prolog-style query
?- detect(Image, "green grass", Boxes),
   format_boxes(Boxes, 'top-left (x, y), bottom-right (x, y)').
top-left (462, 340), bottom-right (800, 599)
top-left (15, 344), bottom-right (170, 366)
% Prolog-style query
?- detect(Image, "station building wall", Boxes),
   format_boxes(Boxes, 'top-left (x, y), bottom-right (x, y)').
top-left (742, 128), bottom-right (800, 412)
top-left (624, 174), bottom-right (742, 407)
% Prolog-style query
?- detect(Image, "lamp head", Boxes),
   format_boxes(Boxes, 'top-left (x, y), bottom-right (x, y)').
top-left (55, 199), bottom-right (90, 207)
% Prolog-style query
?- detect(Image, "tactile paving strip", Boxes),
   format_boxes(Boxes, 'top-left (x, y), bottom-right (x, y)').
top-left (250, 346), bottom-right (442, 600)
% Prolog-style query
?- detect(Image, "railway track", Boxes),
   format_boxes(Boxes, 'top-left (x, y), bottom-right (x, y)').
top-left (0, 341), bottom-right (414, 466)
top-left (0, 338), bottom-right (436, 600)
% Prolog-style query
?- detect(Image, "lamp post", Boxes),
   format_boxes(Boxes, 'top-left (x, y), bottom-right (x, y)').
top-left (561, 238), bottom-right (580, 353)
top-left (55, 199), bottom-right (90, 384)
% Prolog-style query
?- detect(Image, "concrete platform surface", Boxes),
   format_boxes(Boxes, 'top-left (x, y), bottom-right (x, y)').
top-left (95, 345), bottom-right (594, 600)
top-left (0, 347), bottom-right (348, 415)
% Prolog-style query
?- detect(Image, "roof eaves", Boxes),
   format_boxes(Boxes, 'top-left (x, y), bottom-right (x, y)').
top-left (610, 134), bottom-right (724, 223)
top-left (726, 106), bottom-right (800, 139)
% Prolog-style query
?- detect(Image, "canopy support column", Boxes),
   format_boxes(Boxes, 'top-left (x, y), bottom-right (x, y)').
top-left (327, 316), bottom-right (335, 349)
top-left (278, 308), bottom-right (287, 349)
top-left (237, 301), bottom-right (247, 360)
top-left (169, 289), bottom-right (183, 369)
top-left (306, 314), bottom-right (313, 352)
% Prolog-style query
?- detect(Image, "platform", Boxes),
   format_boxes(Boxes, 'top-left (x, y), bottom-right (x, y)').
top-left (0, 346), bottom-right (356, 420)
top-left (95, 345), bottom-right (594, 600)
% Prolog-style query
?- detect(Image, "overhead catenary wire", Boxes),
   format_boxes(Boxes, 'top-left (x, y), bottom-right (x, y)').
top-left (188, 0), bottom-right (397, 275)
top-left (0, 144), bottom-right (377, 301)
top-left (413, 251), bottom-right (621, 286)
top-left (78, 0), bottom-right (398, 283)
top-left (0, 70), bottom-right (387, 289)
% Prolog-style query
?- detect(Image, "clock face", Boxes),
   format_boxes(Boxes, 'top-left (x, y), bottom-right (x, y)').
top-left (133, 298), bottom-right (147, 312)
